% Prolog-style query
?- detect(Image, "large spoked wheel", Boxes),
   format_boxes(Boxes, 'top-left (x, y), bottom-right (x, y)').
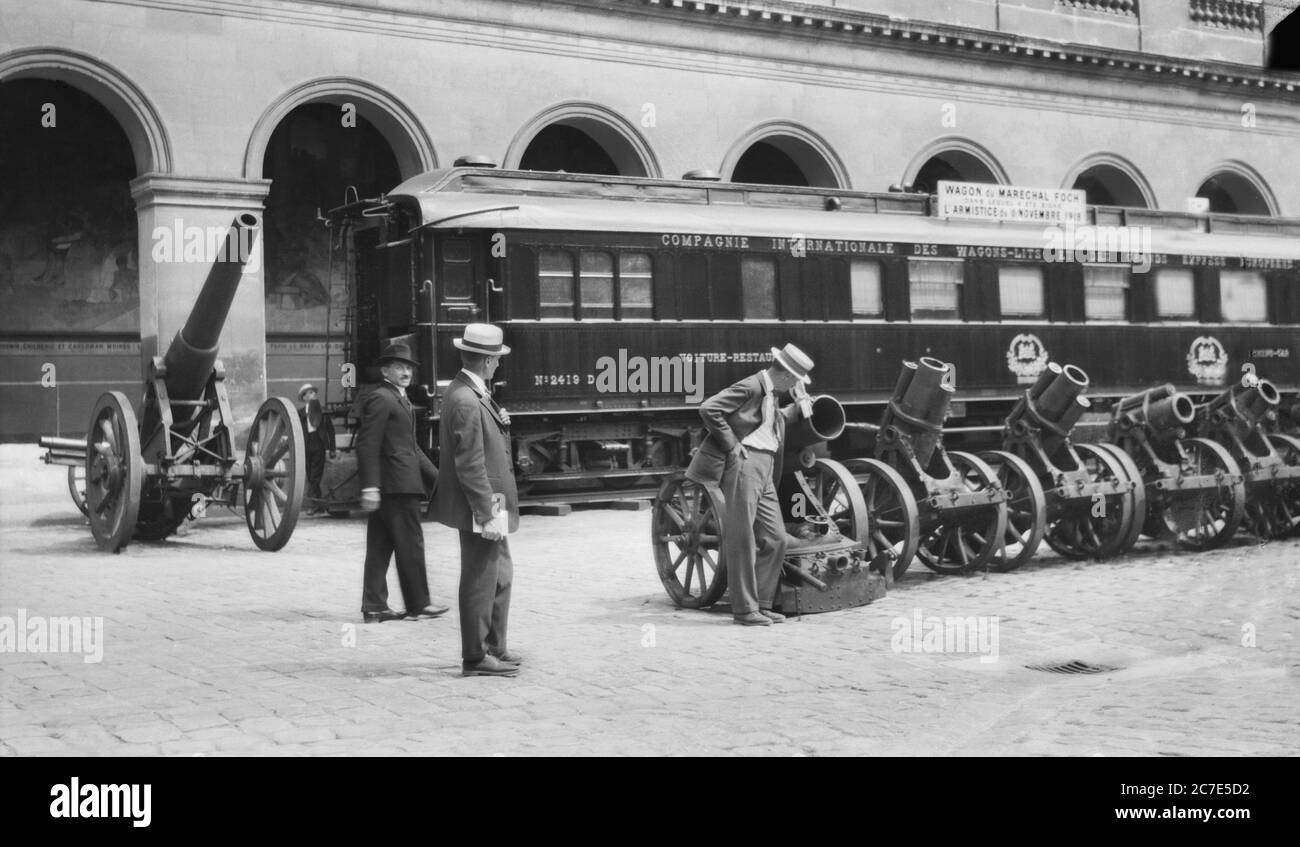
top-left (242, 397), bottom-right (306, 551)
top-left (1044, 443), bottom-right (1135, 560)
top-left (1093, 442), bottom-right (1147, 554)
top-left (652, 473), bottom-right (727, 608)
top-left (67, 464), bottom-right (88, 518)
top-left (917, 451), bottom-right (1007, 575)
top-left (1159, 437), bottom-right (1245, 551)
top-left (778, 458), bottom-right (869, 543)
top-left (845, 457), bottom-right (919, 580)
top-left (979, 450), bottom-right (1046, 572)
top-left (1258, 434), bottom-right (1300, 539)
top-left (85, 391), bottom-right (143, 553)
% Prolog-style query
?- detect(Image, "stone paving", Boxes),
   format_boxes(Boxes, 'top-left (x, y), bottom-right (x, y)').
top-left (1, 444), bottom-right (1297, 756)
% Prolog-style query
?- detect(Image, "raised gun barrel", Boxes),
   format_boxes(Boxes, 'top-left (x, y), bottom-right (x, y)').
top-left (885, 357), bottom-right (953, 466)
top-left (785, 395), bottom-right (846, 453)
top-left (1114, 384), bottom-right (1195, 438)
top-left (1006, 362), bottom-right (1091, 456)
top-left (1200, 379), bottom-right (1281, 429)
top-left (160, 214), bottom-right (260, 405)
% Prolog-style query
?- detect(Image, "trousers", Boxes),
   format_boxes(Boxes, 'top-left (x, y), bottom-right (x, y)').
top-left (720, 450), bottom-right (786, 615)
top-left (360, 494), bottom-right (431, 613)
top-left (457, 531), bottom-right (513, 663)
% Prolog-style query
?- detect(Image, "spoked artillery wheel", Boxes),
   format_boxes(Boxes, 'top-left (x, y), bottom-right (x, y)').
top-left (779, 458), bottom-right (869, 543)
top-left (1152, 437), bottom-right (1245, 551)
top-left (1093, 443), bottom-right (1147, 555)
top-left (1253, 434), bottom-right (1300, 539)
top-left (844, 457), bottom-right (919, 580)
top-left (979, 450), bottom-right (1046, 572)
top-left (242, 397), bottom-right (305, 551)
top-left (67, 464), bottom-right (89, 518)
top-left (1043, 443), bottom-right (1136, 560)
top-left (917, 451), bottom-right (1008, 575)
top-left (85, 391), bottom-right (143, 553)
top-left (652, 473), bottom-right (727, 608)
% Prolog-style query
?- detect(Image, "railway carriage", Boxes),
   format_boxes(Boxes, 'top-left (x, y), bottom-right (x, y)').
top-left (330, 164), bottom-right (1300, 501)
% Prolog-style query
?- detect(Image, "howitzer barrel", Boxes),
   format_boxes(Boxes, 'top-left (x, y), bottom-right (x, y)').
top-left (1036, 364), bottom-right (1090, 422)
top-left (1118, 383), bottom-right (1175, 413)
top-left (898, 357), bottom-right (952, 426)
top-left (1203, 379), bottom-right (1280, 425)
top-left (161, 214), bottom-right (259, 403)
top-left (1145, 393), bottom-right (1196, 430)
top-left (784, 395), bottom-right (846, 452)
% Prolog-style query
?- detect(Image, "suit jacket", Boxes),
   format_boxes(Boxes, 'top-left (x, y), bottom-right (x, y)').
top-left (298, 400), bottom-right (336, 451)
top-left (355, 381), bottom-right (438, 495)
top-left (686, 373), bottom-right (801, 486)
top-left (432, 372), bottom-right (520, 533)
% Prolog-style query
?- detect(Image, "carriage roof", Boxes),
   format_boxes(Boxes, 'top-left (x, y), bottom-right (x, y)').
top-left (388, 167), bottom-right (1300, 262)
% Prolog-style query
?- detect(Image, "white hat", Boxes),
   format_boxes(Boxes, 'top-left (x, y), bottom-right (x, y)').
top-left (770, 343), bottom-right (814, 384)
top-left (298, 383), bottom-right (317, 399)
top-left (453, 323), bottom-right (511, 356)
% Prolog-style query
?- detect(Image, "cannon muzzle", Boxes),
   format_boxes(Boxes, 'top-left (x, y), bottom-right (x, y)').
top-left (885, 357), bottom-right (953, 467)
top-left (1120, 389), bottom-right (1195, 432)
top-left (1201, 379), bottom-right (1280, 428)
top-left (1036, 363), bottom-right (1090, 422)
top-left (161, 214), bottom-right (260, 405)
top-left (784, 395), bottom-right (846, 453)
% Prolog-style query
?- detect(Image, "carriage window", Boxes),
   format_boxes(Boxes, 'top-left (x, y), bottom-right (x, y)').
top-left (440, 238), bottom-right (473, 301)
top-left (740, 257), bottom-right (777, 319)
top-left (998, 266), bottom-right (1045, 317)
top-left (1155, 269), bottom-right (1195, 319)
top-left (1083, 266), bottom-right (1129, 321)
top-left (539, 249), bottom-right (575, 319)
top-left (618, 253), bottom-right (654, 319)
top-left (1219, 269), bottom-right (1267, 323)
top-left (579, 251), bottom-right (615, 319)
top-left (850, 260), bottom-right (882, 318)
top-left (908, 259), bottom-right (962, 320)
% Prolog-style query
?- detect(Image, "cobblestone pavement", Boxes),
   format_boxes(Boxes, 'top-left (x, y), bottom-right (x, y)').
top-left (1, 445), bottom-right (1297, 756)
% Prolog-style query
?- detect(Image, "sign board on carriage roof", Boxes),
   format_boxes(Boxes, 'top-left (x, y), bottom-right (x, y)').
top-left (936, 181), bottom-right (1087, 225)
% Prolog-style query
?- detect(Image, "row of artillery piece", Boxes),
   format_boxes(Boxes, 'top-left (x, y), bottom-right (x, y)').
top-left (651, 357), bottom-right (1300, 616)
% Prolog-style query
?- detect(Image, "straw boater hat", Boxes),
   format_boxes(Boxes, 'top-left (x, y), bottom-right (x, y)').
top-left (771, 343), bottom-right (814, 384)
top-left (377, 342), bottom-right (419, 367)
top-left (298, 383), bottom-right (317, 400)
top-left (453, 323), bottom-right (511, 356)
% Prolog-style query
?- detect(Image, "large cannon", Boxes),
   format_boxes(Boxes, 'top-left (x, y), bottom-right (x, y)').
top-left (40, 214), bottom-right (305, 553)
top-left (843, 357), bottom-right (1006, 578)
top-left (1194, 379), bottom-right (1300, 539)
top-left (1107, 383), bottom-right (1245, 550)
top-left (651, 393), bottom-right (887, 616)
top-left (982, 362), bottom-right (1140, 568)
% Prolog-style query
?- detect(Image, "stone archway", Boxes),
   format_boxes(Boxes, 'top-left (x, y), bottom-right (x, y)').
top-left (721, 120), bottom-right (849, 188)
top-left (505, 101), bottom-right (660, 177)
top-left (1195, 161), bottom-right (1278, 216)
top-left (1063, 153), bottom-right (1156, 208)
top-left (904, 136), bottom-right (1008, 194)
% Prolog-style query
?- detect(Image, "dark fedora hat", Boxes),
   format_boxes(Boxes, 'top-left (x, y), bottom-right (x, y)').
top-left (377, 342), bottom-right (419, 367)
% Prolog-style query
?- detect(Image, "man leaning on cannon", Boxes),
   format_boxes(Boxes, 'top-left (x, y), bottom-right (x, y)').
top-left (686, 343), bottom-right (815, 627)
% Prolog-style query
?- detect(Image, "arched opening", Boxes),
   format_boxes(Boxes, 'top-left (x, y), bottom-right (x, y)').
top-left (1196, 169), bottom-right (1274, 216)
top-left (1268, 9), bottom-right (1300, 70)
top-left (519, 124), bottom-right (620, 175)
top-left (726, 132), bottom-right (844, 188)
top-left (512, 106), bottom-right (655, 177)
top-left (1071, 164), bottom-right (1152, 208)
top-left (733, 141), bottom-right (810, 187)
top-left (912, 149), bottom-right (1001, 194)
top-left (260, 103), bottom-right (401, 335)
top-left (0, 79), bottom-right (139, 334)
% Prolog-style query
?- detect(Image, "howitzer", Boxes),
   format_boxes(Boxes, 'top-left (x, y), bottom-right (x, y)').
top-left (1107, 384), bottom-right (1245, 550)
top-left (987, 362), bottom-right (1140, 568)
top-left (1195, 380), bottom-right (1300, 539)
top-left (652, 393), bottom-right (888, 616)
top-left (44, 214), bottom-right (306, 553)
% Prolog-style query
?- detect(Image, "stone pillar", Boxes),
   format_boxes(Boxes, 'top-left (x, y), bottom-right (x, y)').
top-left (129, 175), bottom-right (272, 441)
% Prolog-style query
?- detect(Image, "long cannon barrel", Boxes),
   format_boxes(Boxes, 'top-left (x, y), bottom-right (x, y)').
top-left (1116, 385), bottom-right (1194, 434)
top-left (161, 214), bottom-right (259, 403)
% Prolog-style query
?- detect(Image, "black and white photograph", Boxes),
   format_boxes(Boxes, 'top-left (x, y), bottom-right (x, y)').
top-left (1, 0), bottom-right (1298, 781)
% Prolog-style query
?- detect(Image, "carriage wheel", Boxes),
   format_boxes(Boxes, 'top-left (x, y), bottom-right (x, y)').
top-left (1093, 443), bottom-right (1147, 553)
top-left (979, 450), bottom-right (1046, 572)
top-left (651, 473), bottom-right (727, 608)
top-left (845, 457), bottom-right (919, 580)
top-left (779, 458), bottom-right (869, 542)
top-left (67, 464), bottom-right (89, 518)
top-left (243, 397), bottom-right (306, 551)
top-left (1157, 437), bottom-right (1245, 551)
top-left (1258, 434), bottom-right (1300, 539)
top-left (85, 391), bottom-right (143, 553)
top-left (1044, 443), bottom-right (1135, 560)
top-left (916, 451), bottom-right (1007, 575)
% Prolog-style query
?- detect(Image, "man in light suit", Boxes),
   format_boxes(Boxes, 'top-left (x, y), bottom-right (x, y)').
top-left (432, 324), bottom-right (521, 678)
top-left (686, 343), bottom-right (815, 626)
top-left (356, 342), bottom-right (448, 623)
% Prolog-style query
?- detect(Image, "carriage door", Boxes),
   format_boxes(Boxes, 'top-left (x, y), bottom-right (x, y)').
top-left (433, 234), bottom-right (492, 382)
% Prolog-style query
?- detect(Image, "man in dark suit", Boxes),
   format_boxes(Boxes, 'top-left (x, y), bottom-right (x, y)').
top-left (297, 383), bottom-right (336, 514)
top-left (686, 343), bottom-right (815, 626)
top-left (432, 324), bottom-right (521, 678)
top-left (357, 342), bottom-right (448, 623)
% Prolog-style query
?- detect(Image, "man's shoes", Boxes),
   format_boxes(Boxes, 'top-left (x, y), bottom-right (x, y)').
top-left (462, 655), bottom-right (520, 677)
top-left (733, 611), bottom-right (773, 627)
top-left (759, 608), bottom-right (786, 624)
top-left (362, 608), bottom-right (405, 623)
top-left (406, 603), bottom-right (450, 620)
top-left (489, 650), bottom-right (523, 665)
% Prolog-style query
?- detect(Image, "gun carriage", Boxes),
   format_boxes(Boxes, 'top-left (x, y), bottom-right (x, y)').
top-left (843, 357), bottom-right (1006, 578)
top-left (1106, 383), bottom-right (1246, 550)
top-left (1194, 380), bottom-right (1300, 540)
top-left (651, 394), bottom-right (888, 616)
top-left (40, 215), bottom-right (306, 553)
